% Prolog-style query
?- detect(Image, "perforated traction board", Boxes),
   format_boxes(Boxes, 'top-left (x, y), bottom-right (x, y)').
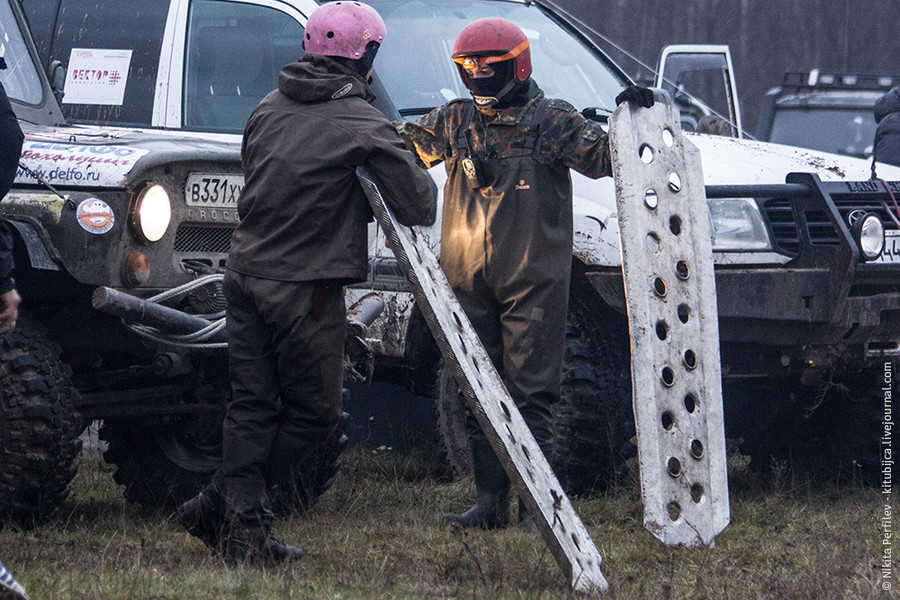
top-left (608, 93), bottom-right (730, 547)
top-left (357, 167), bottom-right (608, 593)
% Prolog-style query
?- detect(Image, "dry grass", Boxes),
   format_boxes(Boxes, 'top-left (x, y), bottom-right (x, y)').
top-left (0, 450), bottom-right (893, 599)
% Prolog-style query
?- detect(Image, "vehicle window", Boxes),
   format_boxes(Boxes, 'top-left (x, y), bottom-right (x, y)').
top-left (367, 0), bottom-right (628, 117)
top-left (184, 0), bottom-right (305, 132)
top-left (0, 0), bottom-right (45, 105)
top-left (657, 53), bottom-right (737, 134)
top-left (770, 109), bottom-right (876, 158)
top-left (19, 0), bottom-right (61, 74)
top-left (46, 0), bottom-right (169, 126)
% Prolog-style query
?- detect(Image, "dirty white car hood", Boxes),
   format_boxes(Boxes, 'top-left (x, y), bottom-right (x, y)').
top-left (16, 123), bottom-right (241, 188)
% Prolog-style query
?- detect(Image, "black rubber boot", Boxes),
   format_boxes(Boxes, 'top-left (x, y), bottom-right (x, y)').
top-left (224, 509), bottom-right (304, 566)
top-left (444, 441), bottom-right (510, 529)
top-left (177, 486), bottom-right (227, 555)
top-left (518, 500), bottom-right (538, 532)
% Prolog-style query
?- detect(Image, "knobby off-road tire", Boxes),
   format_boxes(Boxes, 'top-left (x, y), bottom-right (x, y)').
top-left (101, 398), bottom-right (350, 515)
top-left (0, 318), bottom-right (83, 528)
top-left (732, 364), bottom-right (887, 485)
top-left (551, 281), bottom-right (635, 494)
top-left (435, 361), bottom-right (472, 480)
top-left (435, 280), bottom-right (636, 493)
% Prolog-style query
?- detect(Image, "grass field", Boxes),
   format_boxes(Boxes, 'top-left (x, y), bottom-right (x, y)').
top-left (0, 448), bottom-right (894, 599)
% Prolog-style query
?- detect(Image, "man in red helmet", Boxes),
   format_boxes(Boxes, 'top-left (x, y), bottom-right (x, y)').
top-left (397, 17), bottom-right (653, 530)
top-left (176, 1), bottom-right (434, 564)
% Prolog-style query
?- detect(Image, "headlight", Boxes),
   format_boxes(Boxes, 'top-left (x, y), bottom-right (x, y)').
top-left (707, 197), bottom-right (772, 251)
top-left (131, 184), bottom-right (171, 243)
top-left (850, 212), bottom-right (884, 261)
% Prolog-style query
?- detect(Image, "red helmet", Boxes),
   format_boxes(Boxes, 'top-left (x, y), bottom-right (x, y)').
top-left (452, 18), bottom-right (532, 83)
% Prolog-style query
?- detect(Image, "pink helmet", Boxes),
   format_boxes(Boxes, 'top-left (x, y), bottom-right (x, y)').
top-left (304, 1), bottom-right (387, 60)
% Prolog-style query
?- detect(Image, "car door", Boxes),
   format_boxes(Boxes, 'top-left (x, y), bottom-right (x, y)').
top-left (155, 0), bottom-right (317, 133)
top-left (654, 44), bottom-right (743, 138)
top-left (22, 0), bottom-right (172, 126)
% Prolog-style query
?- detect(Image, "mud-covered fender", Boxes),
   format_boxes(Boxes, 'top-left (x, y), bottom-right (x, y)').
top-left (5, 218), bottom-right (60, 271)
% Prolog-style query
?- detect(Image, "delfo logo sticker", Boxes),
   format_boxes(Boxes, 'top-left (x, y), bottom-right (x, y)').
top-left (76, 198), bottom-right (115, 234)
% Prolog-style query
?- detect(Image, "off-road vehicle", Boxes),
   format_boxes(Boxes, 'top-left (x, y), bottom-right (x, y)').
top-left (757, 69), bottom-right (900, 159)
top-left (10, 0), bottom-right (900, 526)
top-left (0, 0), bottom-right (366, 527)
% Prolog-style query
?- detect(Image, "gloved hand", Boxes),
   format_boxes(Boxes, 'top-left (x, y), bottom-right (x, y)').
top-left (615, 85), bottom-right (655, 108)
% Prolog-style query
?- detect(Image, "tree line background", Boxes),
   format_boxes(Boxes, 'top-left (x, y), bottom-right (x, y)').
top-left (553, 0), bottom-right (900, 136)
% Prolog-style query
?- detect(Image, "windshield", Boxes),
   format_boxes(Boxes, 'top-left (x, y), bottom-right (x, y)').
top-left (0, 0), bottom-right (44, 106)
top-left (368, 0), bottom-right (628, 117)
top-left (770, 108), bottom-right (876, 158)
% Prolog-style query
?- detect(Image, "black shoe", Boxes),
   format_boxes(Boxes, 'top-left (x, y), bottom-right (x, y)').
top-left (177, 489), bottom-right (226, 555)
top-left (225, 525), bottom-right (304, 567)
top-left (517, 500), bottom-right (538, 533)
top-left (267, 537), bottom-right (305, 563)
top-left (443, 493), bottom-right (510, 530)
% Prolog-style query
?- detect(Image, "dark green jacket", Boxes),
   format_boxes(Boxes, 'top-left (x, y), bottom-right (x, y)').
top-left (228, 55), bottom-right (434, 282)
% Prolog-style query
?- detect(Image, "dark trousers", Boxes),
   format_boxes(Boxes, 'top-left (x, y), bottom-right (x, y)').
top-left (454, 273), bottom-right (568, 453)
top-left (213, 270), bottom-right (345, 518)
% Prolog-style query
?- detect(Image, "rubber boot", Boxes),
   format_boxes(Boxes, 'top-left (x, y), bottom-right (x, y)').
top-left (224, 508), bottom-right (304, 567)
top-left (444, 441), bottom-right (510, 529)
top-left (518, 500), bottom-right (538, 532)
top-left (177, 486), bottom-right (227, 555)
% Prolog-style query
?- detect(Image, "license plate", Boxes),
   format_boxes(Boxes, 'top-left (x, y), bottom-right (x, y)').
top-left (185, 173), bottom-right (244, 208)
top-left (876, 229), bottom-right (900, 263)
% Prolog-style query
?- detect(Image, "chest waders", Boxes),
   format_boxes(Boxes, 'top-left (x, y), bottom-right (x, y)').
top-left (441, 99), bottom-right (574, 529)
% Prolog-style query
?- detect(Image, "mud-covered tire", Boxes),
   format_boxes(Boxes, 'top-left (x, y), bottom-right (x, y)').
top-left (101, 401), bottom-right (350, 514)
top-left (434, 279), bottom-right (636, 493)
top-left (100, 414), bottom-right (223, 509)
top-left (435, 362), bottom-right (473, 480)
top-left (0, 318), bottom-right (83, 528)
top-left (551, 281), bottom-right (635, 494)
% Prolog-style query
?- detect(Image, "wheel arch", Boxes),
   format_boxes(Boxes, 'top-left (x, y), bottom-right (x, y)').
top-left (7, 218), bottom-right (63, 272)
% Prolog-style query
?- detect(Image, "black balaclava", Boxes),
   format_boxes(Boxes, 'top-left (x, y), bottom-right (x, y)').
top-left (465, 60), bottom-right (518, 109)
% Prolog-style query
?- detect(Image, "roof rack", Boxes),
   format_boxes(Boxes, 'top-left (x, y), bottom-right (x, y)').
top-left (782, 69), bottom-right (899, 90)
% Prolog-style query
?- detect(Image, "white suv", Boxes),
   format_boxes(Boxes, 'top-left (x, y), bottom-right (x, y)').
top-left (15, 0), bottom-right (900, 504)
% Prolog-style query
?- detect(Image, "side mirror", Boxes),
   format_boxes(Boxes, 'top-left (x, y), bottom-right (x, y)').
top-left (49, 60), bottom-right (65, 104)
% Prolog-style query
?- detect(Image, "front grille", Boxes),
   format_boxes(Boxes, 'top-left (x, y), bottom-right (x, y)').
top-left (173, 225), bottom-right (233, 254)
top-left (763, 196), bottom-right (899, 255)
top-left (763, 199), bottom-right (800, 254)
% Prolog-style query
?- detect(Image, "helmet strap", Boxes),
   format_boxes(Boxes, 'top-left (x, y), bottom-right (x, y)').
top-left (357, 42), bottom-right (380, 79)
top-left (471, 77), bottom-right (517, 109)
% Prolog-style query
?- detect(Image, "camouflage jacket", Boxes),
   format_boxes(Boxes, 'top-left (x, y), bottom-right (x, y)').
top-left (395, 82), bottom-right (612, 178)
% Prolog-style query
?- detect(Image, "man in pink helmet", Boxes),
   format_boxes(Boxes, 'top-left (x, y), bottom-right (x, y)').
top-left (177, 0), bottom-right (434, 565)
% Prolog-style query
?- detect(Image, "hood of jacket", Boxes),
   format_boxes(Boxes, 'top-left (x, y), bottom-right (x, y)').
top-left (874, 86), bottom-right (900, 124)
top-left (278, 54), bottom-right (375, 104)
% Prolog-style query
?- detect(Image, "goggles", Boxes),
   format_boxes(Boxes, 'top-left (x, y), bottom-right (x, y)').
top-left (452, 38), bottom-right (529, 70)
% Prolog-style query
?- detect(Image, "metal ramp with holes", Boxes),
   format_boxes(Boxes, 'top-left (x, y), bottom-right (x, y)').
top-left (356, 166), bottom-right (607, 594)
top-left (608, 92), bottom-right (729, 547)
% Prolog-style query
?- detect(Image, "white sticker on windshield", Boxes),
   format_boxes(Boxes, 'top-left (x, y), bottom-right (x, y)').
top-left (62, 48), bottom-right (133, 106)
